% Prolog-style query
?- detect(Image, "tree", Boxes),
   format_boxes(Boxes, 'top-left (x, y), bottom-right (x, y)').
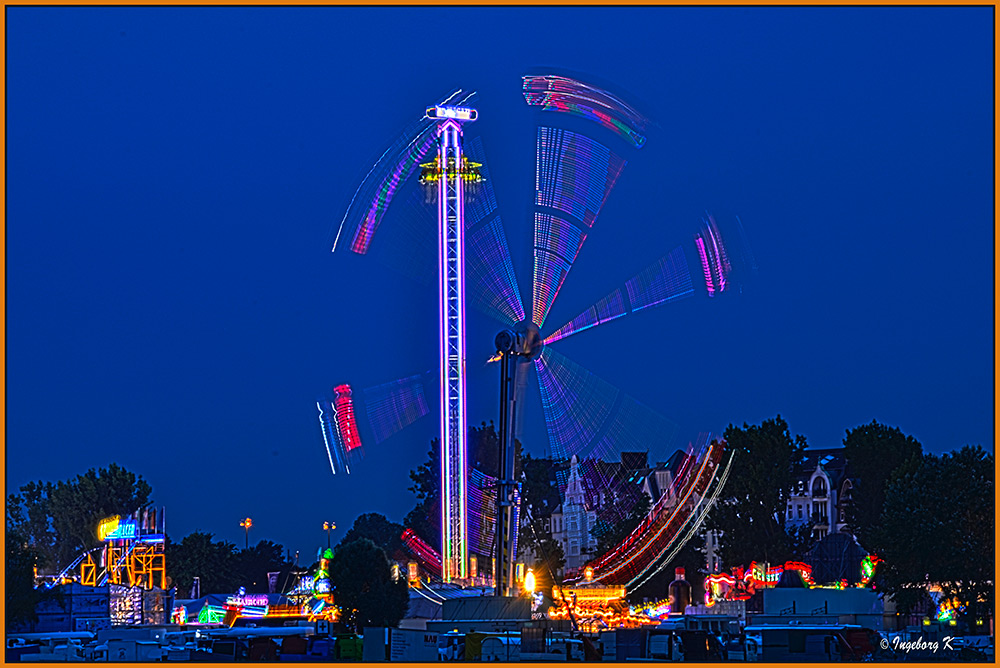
top-left (842, 420), bottom-right (923, 548)
top-left (235, 540), bottom-right (295, 594)
top-left (339, 513), bottom-right (405, 558)
top-left (6, 529), bottom-right (43, 628)
top-left (329, 538), bottom-right (409, 632)
top-left (874, 445), bottom-right (993, 625)
top-left (7, 482), bottom-right (57, 569)
top-left (404, 441), bottom-right (440, 547)
top-left (706, 416), bottom-right (806, 569)
top-left (166, 531), bottom-right (241, 596)
top-left (8, 464), bottom-right (153, 571)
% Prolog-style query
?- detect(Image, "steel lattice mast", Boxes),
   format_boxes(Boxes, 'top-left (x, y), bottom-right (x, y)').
top-left (421, 104), bottom-right (481, 582)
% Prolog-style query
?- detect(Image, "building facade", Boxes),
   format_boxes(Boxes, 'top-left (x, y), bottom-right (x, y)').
top-left (786, 448), bottom-right (852, 539)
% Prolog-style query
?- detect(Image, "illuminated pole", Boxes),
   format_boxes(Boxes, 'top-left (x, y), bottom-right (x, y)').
top-left (240, 517), bottom-right (252, 550)
top-left (323, 521), bottom-right (336, 549)
top-left (422, 104), bottom-right (479, 582)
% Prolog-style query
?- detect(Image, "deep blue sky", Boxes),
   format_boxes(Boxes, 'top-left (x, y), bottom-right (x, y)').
top-left (7, 7), bottom-right (993, 562)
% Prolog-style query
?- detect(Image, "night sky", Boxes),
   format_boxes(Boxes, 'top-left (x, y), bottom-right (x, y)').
top-left (7, 7), bottom-right (993, 562)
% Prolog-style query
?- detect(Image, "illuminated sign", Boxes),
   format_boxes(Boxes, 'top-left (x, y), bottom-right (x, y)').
top-left (98, 515), bottom-right (121, 541)
top-left (426, 105), bottom-right (478, 122)
top-left (227, 594), bottom-right (269, 608)
top-left (198, 605), bottom-right (227, 625)
top-left (552, 585), bottom-right (626, 604)
top-left (105, 521), bottom-right (138, 541)
top-left (99, 515), bottom-right (139, 541)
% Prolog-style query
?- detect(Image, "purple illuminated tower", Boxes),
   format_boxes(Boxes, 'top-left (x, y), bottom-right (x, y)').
top-left (420, 103), bottom-right (482, 582)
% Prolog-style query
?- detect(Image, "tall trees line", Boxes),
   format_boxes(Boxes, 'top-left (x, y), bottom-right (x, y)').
top-left (706, 416), bottom-right (993, 627)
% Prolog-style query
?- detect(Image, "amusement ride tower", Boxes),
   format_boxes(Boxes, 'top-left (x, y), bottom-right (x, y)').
top-left (420, 103), bottom-right (482, 582)
top-left (328, 79), bottom-right (747, 594)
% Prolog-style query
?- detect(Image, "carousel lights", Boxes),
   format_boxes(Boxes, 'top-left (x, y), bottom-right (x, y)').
top-left (860, 554), bottom-right (880, 585)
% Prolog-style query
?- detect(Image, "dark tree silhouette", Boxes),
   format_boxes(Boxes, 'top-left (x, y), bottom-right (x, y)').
top-left (706, 416), bottom-right (806, 569)
top-left (329, 538), bottom-right (409, 632)
top-left (842, 420), bottom-right (923, 548)
top-left (875, 445), bottom-right (993, 626)
top-left (338, 513), bottom-right (405, 558)
top-left (8, 464), bottom-right (153, 571)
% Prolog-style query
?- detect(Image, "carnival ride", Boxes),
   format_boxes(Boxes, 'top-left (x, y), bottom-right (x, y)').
top-left (36, 509), bottom-right (168, 592)
top-left (326, 75), bottom-right (754, 594)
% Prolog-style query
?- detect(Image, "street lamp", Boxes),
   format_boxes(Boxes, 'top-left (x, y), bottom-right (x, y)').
top-left (240, 517), bottom-right (252, 550)
top-left (323, 521), bottom-right (336, 548)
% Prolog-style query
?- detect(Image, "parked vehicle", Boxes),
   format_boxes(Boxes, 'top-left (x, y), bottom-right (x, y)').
top-left (743, 624), bottom-right (885, 662)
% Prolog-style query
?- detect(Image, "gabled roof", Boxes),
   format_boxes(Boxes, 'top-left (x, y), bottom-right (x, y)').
top-left (792, 447), bottom-right (848, 488)
top-left (805, 532), bottom-right (869, 585)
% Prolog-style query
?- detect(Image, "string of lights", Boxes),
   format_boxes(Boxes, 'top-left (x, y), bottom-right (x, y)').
top-left (400, 528), bottom-right (442, 577)
top-left (534, 347), bottom-right (618, 464)
top-left (523, 75), bottom-right (649, 149)
top-left (626, 246), bottom-right (694, 312)
top-left (585, 442), bottom-right (724, 585)
top-left (316, 399), bottom-right (350, 475)
top-left (459, 139), bottom-right (526, 325)
top-left (362, 373), bottom-right (430, 445)
top-left (534, 347), bottom-right (681, 499)
top-left (544, 245), bottom-right (694, 345)
top-left (332, 90), bottom-right (475, 255)
top-left (463, 137), bottom-right (498, 229)
top-left (627, 447), bottom-right (734, 590)
top-left (694, 214), bottom-right (732, 297)
top-left (350, 128), bottom-right (438, 254)
top-left (466, 467), bottom-right (522, 570)
top-left (467, 467), bottom-right (499, 557)
top-left (535, 127), bottom-right (626, 229)
top-left (468, 217), bottom-right (526, 325)
top-left (532, 212), bottom-right (586, 327)
top-left (543, 288), bottom-right (627, 345)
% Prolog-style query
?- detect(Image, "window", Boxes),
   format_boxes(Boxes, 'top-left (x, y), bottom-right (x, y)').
top-left (812, 477), bottom-right (828, 497)
top-left (797, 505), bottom-right (803, 519)
top-left (569, 540), bottom-right (580, 556)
